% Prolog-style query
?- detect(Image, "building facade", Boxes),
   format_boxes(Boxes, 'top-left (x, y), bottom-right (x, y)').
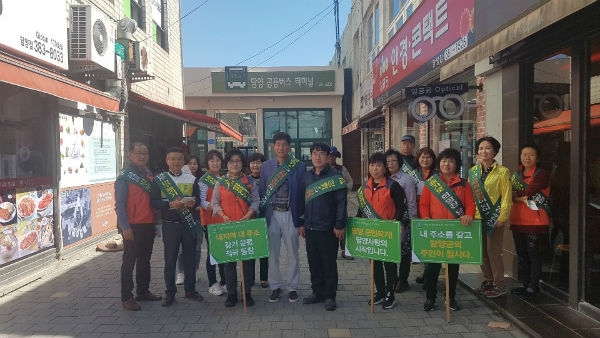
top-left (184, 66), bottom-right (345, 171)
top-left (339, 0), bottom-right (600, 320)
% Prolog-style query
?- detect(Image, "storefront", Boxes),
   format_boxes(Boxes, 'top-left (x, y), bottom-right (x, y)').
top-left (372, 0), bottom-right (476, 163)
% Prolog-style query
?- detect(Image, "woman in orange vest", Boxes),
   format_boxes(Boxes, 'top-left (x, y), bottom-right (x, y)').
top-left (211, 148), bottom-right (260, 307)
top-left (509, 144), bottom-right (550, 299)
top-left (419, 148), bottom-right (475, 311)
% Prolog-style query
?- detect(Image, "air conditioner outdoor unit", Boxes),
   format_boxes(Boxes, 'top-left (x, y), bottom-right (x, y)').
top-left (70, 5), bottom-right (115, 72)
top-left (130, 41), bottom-right (150, 73)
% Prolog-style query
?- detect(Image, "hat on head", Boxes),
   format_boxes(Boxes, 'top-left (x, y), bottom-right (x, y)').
top-left (330, 146), bottom-right (342, 158)
top-left (401, 134), bottom-right (415, 144)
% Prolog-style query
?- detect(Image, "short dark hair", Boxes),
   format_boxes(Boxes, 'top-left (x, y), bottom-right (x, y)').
top-left (129, 142), bottom-right (147, 152)
top-left (384, 148), bottom-right (401, 162)
top-left (414, 147), bottom-right (437, 169)
top-left (437, 148), bottom-right (462, 171)
top-left (205, 150), bottom-right (223, 167)
top-left (273, 132), bottom-right (291, 145)
top-left (475, 136), bottom-right (501, 155)
top-left (165, 147), bottom-right (184, 156)
top-left (225, 148), bottom-right (246, 168)
top-left (520, 143), bottom-right (539, 156)
top-left (247, 152), bottom-right (266, 163)
top-left (368, 152), bottom-right (389, 177)
top-left (310, 142), bottom-right (331, 154)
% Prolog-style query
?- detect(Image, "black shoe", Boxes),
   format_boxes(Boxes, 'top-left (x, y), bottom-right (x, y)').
top-left (395, 280), bottom-right (409, 293)
top-left (303, 293), bottom-right (324, 304)
top-left (448, 299), bottom-right (461, 311)
top-left (519, 288), bottom-right (539, 300)
top-left (368, 293), bottom-right (385, 305)
top-left (245, 294), bottom-right (255, 307)
top-left (288, 291), bottom-right (299, 303)
top-left (269, 288), bottom-right (282, 303)
top-left (415, 275), bottom-right (425, 284)
top-left (161, 295), bottom-right (175, 307)
top-left (184, 291), bottom-right (204, 301)
top-left (324, 298), bottom-right (337, 311)
top-left (423, 298), bottom-right (436, 312)
top-left (135, 291), bottom-right (162, 301)
top-left (382, 292), bottom-right (396, 309)
top-left (225, 296), bottom-right (238, 307)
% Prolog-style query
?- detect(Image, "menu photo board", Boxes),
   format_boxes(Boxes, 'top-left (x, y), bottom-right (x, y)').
top-left (207, 218), bottom-right (268, 264)
top-left (345, 217), bottom-right (401, 263)
top-left (412, 219), bottom-right (482, 264)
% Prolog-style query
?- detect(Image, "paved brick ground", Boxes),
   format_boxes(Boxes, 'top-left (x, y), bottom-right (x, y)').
top-left (0, 192), bottom-right (529, 337)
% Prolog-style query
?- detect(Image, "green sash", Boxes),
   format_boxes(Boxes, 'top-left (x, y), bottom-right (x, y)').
top-left (511, 168), bottom-right (551, 214)
top-left (305, 174), bottom-right (346, 203)
top-left (259, 155), bottom-right (301, 209)
top-left (468, 165), bottom-right (501, 235)
top-left (425, 174), bottom-right (465, 218)
top-left (199, 172), bottom-right (218, 188)
top-left (401, 159), bottom-right (422, 185)
top-left (218, 175), bottom-right (251, 206)
top-left (356, 185), bottom-right (382, 219)
top-left (121, 168), bottom-right (152, 194)
top-left (154, 172), bottom-right (197, 230)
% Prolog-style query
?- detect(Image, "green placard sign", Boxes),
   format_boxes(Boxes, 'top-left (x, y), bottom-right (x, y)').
top-left (345, 217), bottom-right (401, 263)
top-left (211, 70), bottom-right (335, 93)
top-left (208, 218), bottom-right (269, 264)
top-left (412, 219), bottom-right (483, 264)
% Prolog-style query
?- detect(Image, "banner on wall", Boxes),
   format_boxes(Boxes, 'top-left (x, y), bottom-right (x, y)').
top-left (59, 114), bottom-right (116, 188)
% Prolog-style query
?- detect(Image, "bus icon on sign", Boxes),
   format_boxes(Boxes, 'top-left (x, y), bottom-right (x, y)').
top-left (225, 66), bottom-right (247, 89)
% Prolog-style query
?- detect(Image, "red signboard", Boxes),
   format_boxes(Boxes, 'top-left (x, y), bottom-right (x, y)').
top-left (373, 0), bottom-right (474, 104)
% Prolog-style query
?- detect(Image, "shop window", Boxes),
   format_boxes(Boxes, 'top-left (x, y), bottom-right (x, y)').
top-left (263, 109), bottom-right (332, 166)
top-left (214, 111), bottom-right (257, 155)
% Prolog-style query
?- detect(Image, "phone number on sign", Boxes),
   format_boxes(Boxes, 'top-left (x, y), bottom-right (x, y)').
top-left (20, 36), bottom-right (64, 64)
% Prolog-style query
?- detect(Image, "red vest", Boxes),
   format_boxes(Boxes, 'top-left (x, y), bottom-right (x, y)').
top-left (364, 177), bottom-right (396, 220)
top-left (201, 184), bottom-right (221, 226)
top-left (509, 167), bottom-right (551, 227)
top-left (217, 175), bottom-right (253, 222)
top-left (126, 174), bottom-right (155, 225)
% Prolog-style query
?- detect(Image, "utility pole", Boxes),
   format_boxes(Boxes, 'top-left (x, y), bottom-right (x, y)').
top-left (334, 0), bottom-right (341, 66)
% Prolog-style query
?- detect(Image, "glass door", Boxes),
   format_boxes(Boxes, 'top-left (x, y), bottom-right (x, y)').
top-left (585, 35), bottom-right (600, 308)
top-left (531, 50), bottom-right (572, 295)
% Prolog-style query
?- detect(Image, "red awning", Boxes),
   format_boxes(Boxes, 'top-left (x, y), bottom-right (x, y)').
top-left (129, 93), bottom-right (243, 142)
top-left (533, 104), bottom-right (600, 135)
top-left (0, 53), bottom-right (119, 112)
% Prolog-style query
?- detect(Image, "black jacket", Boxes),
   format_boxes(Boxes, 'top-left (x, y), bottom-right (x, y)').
top-left (301, 166), bottom-right (348, 231)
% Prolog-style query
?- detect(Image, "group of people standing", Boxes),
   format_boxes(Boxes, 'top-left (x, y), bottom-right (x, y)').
top-left (116, 132), bottom-right (551, 315)
top-left (358, 135), bottom-right (550, 312)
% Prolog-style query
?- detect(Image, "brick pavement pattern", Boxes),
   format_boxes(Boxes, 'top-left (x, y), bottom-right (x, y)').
top-left (0, 192), bottom-right (529, 338)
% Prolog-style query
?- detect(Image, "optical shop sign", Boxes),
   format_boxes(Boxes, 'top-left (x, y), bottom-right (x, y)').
top-left (208, 218), bottom-right (268, 264)
top-left (346, 217), bottom-right (401, 263)
top-left (412, 219), bottom-right (482, 264)
top-left (406, 83), bottom-right (468, 122)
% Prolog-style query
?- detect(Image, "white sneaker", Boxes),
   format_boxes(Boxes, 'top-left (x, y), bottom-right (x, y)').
top-left (195, 269), bottom-right (201, 282)
top-left (175, 272), bottom-right (184, 285)
top-left (208, 282), bottom-right (224, 296)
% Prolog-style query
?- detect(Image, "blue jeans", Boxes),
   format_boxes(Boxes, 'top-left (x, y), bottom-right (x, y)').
top-left (162, 221), bottom-right (198, 295)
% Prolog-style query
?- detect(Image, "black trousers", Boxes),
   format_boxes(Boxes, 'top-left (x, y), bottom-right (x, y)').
top-left (424, 263), bottom-right (459, 301)
top-left (163, 221), bottom-right (197, 295)
top-left (224, 259), bottom-right (255, 298)
top-left (120, 223), bottom-right (156, 301)
top-left (248, 257), bottom-right (269, 283)
top-left (305, 229), bottom-right (339, 300)
top-left (512, 231), bottom-right (546, 291)
top-left (203, 228), bottom-right (226, 287)
top-left (398, 252), bottom-right (411, 282)
top-left (374, 260), bottom-right (398, 296)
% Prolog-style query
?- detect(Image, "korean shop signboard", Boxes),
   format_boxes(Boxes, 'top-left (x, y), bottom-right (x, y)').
top-left (373, 0), bottom-right (475, 106)
top-left (412, 219), bottom-right (482, 264)
top-left (346, 217), bottom-right (401, 263)
top-left (208, 218), bottom-right (268, 264)
top-left (211, 70), bottom-right (335, 93)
